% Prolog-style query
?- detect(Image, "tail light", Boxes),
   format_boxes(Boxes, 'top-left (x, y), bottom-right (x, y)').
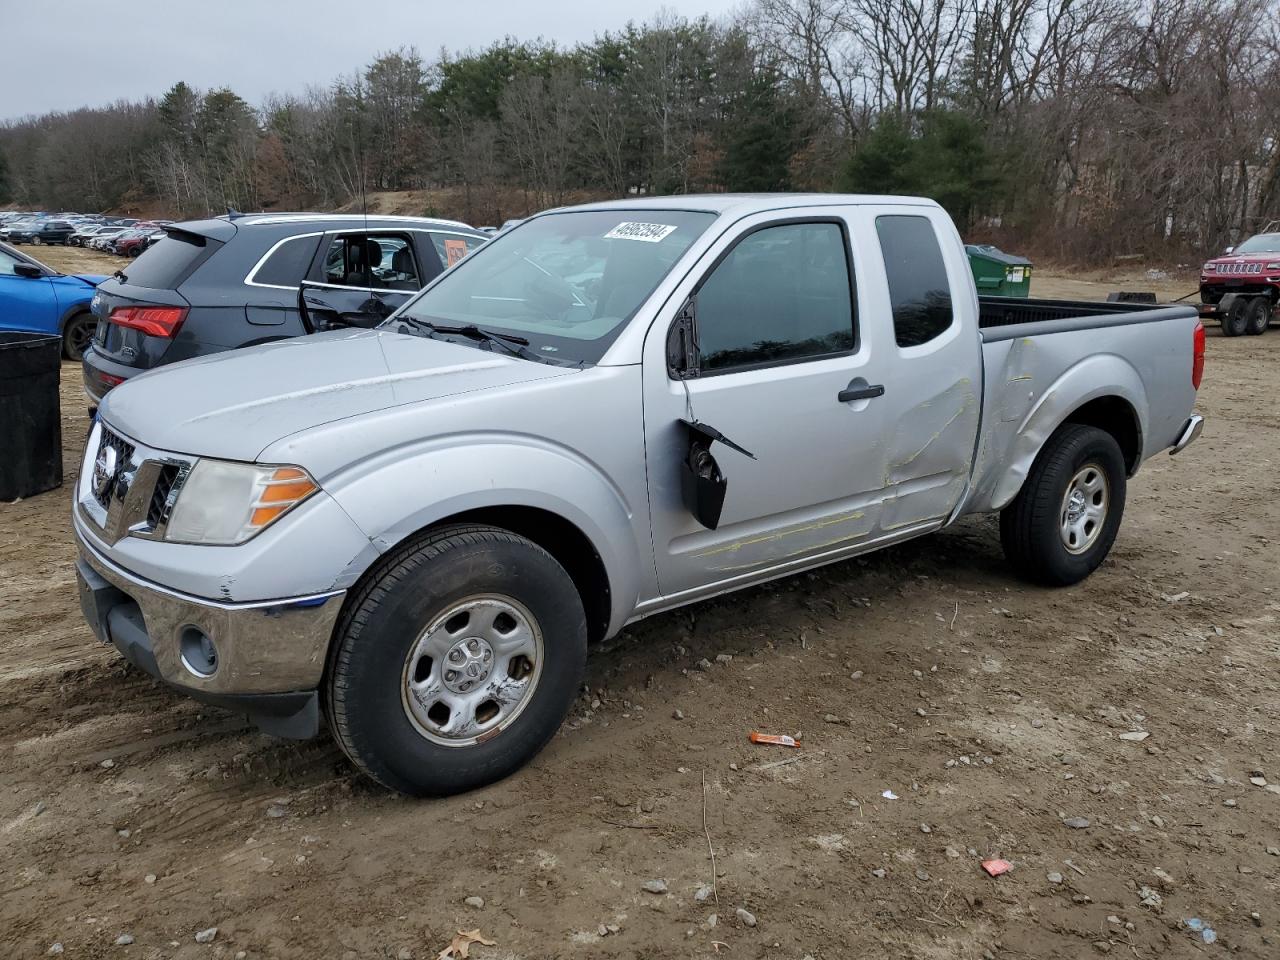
top-left (1192, 321), bottom-right (1205, 390)
top-left (110, 305), bottom-right (188, 338)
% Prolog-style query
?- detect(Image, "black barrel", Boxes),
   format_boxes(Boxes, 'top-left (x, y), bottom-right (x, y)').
top-left (0, 332), bottom-right (63, 500)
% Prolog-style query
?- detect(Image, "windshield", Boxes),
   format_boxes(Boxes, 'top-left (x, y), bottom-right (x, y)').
top-left (1234, 233), bottom-right (1280, 255)
top-left (394, 209), bottom-right (716, 364)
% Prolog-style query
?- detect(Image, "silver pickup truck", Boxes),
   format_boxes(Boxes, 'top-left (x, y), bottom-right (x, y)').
top-left (74, 195), bottom-right (1205, 795)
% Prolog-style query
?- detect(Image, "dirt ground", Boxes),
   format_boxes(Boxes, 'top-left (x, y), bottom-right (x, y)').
top-left (2, 251), bottom-right (1278, 960)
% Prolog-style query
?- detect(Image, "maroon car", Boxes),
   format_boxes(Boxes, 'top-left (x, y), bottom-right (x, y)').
top-left (115, 227), bottom-right (165, 257)
top-left (1200, 227), bottom-right (1280, 337)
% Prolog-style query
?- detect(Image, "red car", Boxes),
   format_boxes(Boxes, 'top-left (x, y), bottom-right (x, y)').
top-left (115, 227), bottom-right (165, 257)
top-left (1200, 227), bottom-right (1280, 336)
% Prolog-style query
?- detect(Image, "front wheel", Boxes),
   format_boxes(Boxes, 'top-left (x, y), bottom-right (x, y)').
top-left (30, 236), bottom-right (43, 246)
top-left (325, 524), bottom-right (587, 796)
top-left (1000, 424), bottom-right (1127, 586)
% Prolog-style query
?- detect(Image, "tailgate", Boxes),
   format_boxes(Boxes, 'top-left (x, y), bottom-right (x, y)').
top-left (91, 227), bottom-right (224, 370)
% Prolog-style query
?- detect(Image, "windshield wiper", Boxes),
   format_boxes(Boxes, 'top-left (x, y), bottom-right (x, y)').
top-left (398, 318), bottom-right (537, 360)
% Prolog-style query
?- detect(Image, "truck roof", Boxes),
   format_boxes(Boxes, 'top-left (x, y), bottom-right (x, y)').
top-left (555, 193), bottom-right (942, 216)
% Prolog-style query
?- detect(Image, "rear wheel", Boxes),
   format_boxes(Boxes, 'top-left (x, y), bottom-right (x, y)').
top-left (1000, 424), bottom-right (1127, 586)
top-left (1244, 297), bottom-right (1271, 336)
top-left (62, 312), bottom-right (96, 361)
top-left (326, 524), bottom-right (587, 796)
top-left (1221, 297), bottom-right (1249, 337)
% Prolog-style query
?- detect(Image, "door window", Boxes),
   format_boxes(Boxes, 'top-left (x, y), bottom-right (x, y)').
top-left (322, 233), bottom-right (419, 290)
top-left (429, 232), bottom-right (486, 269)
top-left (694, 221), bottom-right (855, 374)
top-left (875, 215), bottom-right (954, 348)
top-left (0, 249), bottom-right (20, 275)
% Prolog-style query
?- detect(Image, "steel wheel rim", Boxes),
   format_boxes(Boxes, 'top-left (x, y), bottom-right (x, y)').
top-left (400, 594), bottom-right (544, 747)
top-left (1060, 463), bottom-right (1109, 555)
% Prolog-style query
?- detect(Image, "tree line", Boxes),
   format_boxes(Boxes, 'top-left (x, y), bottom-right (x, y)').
top-left (1, 0), bottom-right (1277, 260)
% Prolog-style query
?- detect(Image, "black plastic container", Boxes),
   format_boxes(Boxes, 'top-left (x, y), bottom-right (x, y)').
top-left (0, 332), bottom-right (63, 500)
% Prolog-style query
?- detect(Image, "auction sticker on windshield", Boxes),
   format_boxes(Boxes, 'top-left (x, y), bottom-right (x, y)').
top-left (605, 222), bottom-right (678, 243)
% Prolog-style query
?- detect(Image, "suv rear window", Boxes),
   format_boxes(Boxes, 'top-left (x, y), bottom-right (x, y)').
top-left (125, 231), bottom-right (219, 289)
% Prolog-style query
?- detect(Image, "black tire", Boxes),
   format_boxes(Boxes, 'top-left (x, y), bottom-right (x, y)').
top-left (326, 524), bottom-right (587, 796)
top-left (999, 424), bottom-right (1126, 586)
top-left (30, 235), bottom-right (42, 246)
top-left (1221, 298), bottom-right (1248, 337)
top-left (62, 312), bottom-right (96, 361)
top-left (1244, 297), bottom-right (1271, 336)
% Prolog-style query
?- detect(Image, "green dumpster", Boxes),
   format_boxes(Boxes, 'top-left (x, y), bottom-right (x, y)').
top-left (965, 244), bottom-right (1032, 297)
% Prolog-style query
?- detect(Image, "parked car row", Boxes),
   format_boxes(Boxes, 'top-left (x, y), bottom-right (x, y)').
top-left (0, 210), bottom-right (165, 255)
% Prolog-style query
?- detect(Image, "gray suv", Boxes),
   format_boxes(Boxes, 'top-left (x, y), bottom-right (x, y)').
top-left (82, 213), bottom-right (487, 406)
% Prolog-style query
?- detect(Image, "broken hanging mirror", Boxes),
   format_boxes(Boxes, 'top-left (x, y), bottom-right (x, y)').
top-left (679, 419), bottom-right (755, 530)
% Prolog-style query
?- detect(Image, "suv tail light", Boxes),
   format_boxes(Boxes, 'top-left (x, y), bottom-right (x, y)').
top-left (110, 305), bottom-right (188, 338)
top-left (1192, 321), bottom-right (1205, 390)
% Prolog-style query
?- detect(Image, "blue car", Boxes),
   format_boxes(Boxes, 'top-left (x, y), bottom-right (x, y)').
top-left (0, 240), bottom-right (105, 359)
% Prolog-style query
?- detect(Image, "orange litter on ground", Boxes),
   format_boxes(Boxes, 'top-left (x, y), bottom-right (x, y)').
top-left (749, 731), bottom-right (801, 748)
top-left (982, 859), bottom-right (1013, 877)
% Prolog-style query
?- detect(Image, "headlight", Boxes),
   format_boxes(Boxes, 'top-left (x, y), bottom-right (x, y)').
top-left (1266, 261), bottom-right (1280, 270)
top-left (165, 460), bottom-right (318, 545)
top-left (1202, 263), bottom-right (1217, 272)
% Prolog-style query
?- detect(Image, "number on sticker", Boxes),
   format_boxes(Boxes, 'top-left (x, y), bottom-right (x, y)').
top-left (604, 222), bottom-right (678, 243)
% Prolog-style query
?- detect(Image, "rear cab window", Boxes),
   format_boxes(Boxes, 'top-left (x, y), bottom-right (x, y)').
top-left (125, 229), bottom-right (221, 290)
top-left (875, 214), bottom-right (955, 348)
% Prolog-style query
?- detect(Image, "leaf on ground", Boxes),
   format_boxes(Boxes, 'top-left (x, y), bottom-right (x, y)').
top-left (436, 928), bottom-right (496, 960)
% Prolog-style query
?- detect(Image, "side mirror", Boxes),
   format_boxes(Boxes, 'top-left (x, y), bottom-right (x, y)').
top-left (1224, 246), bottom-right (1235, 254)
top-left (666, 296), bottom-right (699, 379)
top-left (14, 263), bottom-right (43, 279)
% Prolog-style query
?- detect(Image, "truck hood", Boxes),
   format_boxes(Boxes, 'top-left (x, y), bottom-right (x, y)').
top-left (100, 328), bottom-right (576, 461)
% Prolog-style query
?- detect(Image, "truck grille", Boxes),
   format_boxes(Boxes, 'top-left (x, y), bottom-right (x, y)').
top-left (80, 422), bottom-right (193, 543)
top-left (1217, 262), bottom-right (1262, 275)
top-left (92, 426), bottom-right (136, 509)
top-left (146, 464), bottom-right (182, 527)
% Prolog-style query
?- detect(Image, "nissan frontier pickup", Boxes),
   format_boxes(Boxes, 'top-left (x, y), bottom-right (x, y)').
top-left (74, 195), bottom-right (1206, 795)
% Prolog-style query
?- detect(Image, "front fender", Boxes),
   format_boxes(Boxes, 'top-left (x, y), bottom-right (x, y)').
top-left (325, 433), bottom-right (642, 637)
top-left (969, 350), bottom-right (1149, 514)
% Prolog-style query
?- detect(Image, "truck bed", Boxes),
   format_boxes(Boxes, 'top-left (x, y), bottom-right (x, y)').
top-left (962, 296), bottom-right (1200, 519)
top-left (978, 295), bottom-right (1191, 337)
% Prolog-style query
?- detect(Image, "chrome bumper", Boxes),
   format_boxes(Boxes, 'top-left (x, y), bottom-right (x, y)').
top-left (76, 531), bottom-right (345, 702)
top-left (1169, 413), bottom-right (1204, 455)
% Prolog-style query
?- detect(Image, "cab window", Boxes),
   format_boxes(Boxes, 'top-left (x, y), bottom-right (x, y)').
top-left (694, 221), bottom-right (855, 375)
top-left (876, 215), bottom-right (954, 348)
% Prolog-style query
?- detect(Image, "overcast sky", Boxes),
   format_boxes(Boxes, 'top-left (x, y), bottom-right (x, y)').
top-left (2, 0), bottom-right (744, 121)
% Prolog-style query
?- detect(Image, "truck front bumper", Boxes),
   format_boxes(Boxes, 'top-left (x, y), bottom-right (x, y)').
top-left (75, 533), bottom-right (346, 739)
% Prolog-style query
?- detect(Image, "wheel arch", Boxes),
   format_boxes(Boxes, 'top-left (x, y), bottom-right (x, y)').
top-left (319, 438), bottom-right (644, 645)
top-left (1061, 395), bottom-right (1143, 475)
top-left (967, 351), bottom-right (1150, 515)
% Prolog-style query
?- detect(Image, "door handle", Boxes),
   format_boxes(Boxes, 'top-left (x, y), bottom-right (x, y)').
top-left (838, 383), bottom-right (885, 403)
